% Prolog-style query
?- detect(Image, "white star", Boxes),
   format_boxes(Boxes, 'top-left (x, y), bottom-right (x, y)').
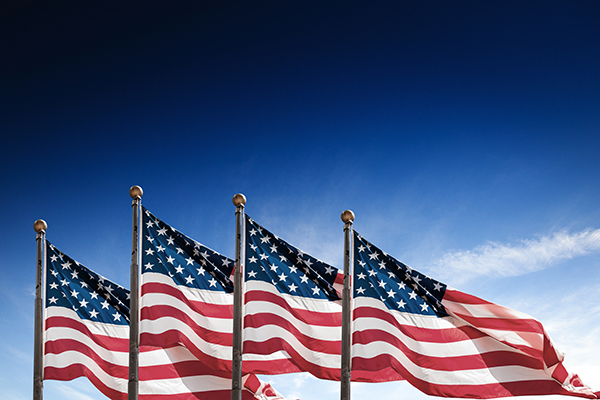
top-left (208, 278), bottom-right (217, 287)
top-left (260, 235), bottom-right (271, 244)
top-left (61, 261), bottom-right (72, 270)
top-left (185, 257), bottom-right (195, 265)
top-left (413, 275), bottom-right (422, 285)
top-left (90, 292), bottom-right (99, 300)
top-left (50, 255), bottom-right (58, 262)
top-left (156, 245), bottom-right (165, 253)
top-left (79, 298), bottom-right (89, 308)
top-left (300, 275), bottom-right (309, 284)
top-left (259, 253), bottom-right (269, 260)
top-left (80, 281), bottom-right (88, 289)
top-left (270, 244), bottom-right (278, 253)
top-left (112, 312), bottom-right (122, 321)
top-left (420, 303), bottom-right (429, 312)
top-left (433, 282), bottom-right (443, 291)
top-left (289, 265), bottom-right (297, 274)
top-left (358, 260), bottom-right (366, 267)
top-left (368, 270), bottom-right (377, 277)
top-left (105, 285), bottom-right (114, 294)
top-left (157, 227), bottom-right (167, 236)
top-left (70, 289), bottom-right (79, 298)
top-left (49, 282), bottom-right (59, 290)
top-left (145, 248), bottom-right (155, 256)
top-left (311, 287), bottom-right (320, 295)
top-left (101, 300), bottom-right (109, 309)
top-left (167, 237), bottom-right (175, 246)
top-left (378, 280), bottom-right (386, 288)
top-left (176, 247), bottom-right (184, 254)
top-left (61, 279), bottom-right (69, 286)
top-left (250, 244), bottom-right (257, 251)
top-left (185, 275), bottom-right (195, 285)
top-left (409, 291), bottom-right (418, 300)
top-left (288, 283), bottom-right (298, 292)
top-left (397, 300), bottom-right (406, 308)
top-left (249, 229), bottom-right (257, 236)
top-left (357, 272), bottom-right (366, 280)
top-left (324, 266), bottom-right (335, 275)
top-left (175, 265), bottom-right (185, 274)
top-left (146, 220), bottom-right (154, 228)
top-left (197, 267), bottom-right (205, 275)
top-left (51, 270), bottom-right (58, 277)
top-left (356, 287), bottom-right (366, 295)
top-left (144, 262), bottom-right (154, 270)
top-left (146, 235), bottom-right (154, 243)
top-left (358, 245), bottom-right (366, 252)
top-left (397, 281), bottom-right (406, 290)
top-left (278, 272), bottom-right (287, 282)
top-left (387, 289), bottom-right (396, 298)
top-left (48, 296), bottom-right (58, 304)
top-left (222, 258), bottom-right (231, 267)
top-left (89, 309), bottom-right (99, 318)
top-left (269, 263), bottom-right (278, 271)
top-left (368, 252), bottom-right (379, 260)
top-left (248, 270), bottom-right (257, 278)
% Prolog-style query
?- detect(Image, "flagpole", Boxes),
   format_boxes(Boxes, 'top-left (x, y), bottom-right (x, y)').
top-left (128, 186), bottom-right (143, 400)
top-left (33, 219), bottom-right (47, 400)
top-left (232, 193), bottom-right (246, 400)
top-left (340, 210), bottom-right (355, 400)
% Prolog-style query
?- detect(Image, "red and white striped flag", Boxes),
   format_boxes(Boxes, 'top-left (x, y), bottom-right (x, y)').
top-left (241, 216), bottom-right (344, 380)
top-left (350, 231), bottom-right (600, 398)
top-left (44, 237), bottom-right (291, 400)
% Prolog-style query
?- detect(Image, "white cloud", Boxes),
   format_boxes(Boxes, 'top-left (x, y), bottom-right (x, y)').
top-left (430, 228), bottom-right (600, 283)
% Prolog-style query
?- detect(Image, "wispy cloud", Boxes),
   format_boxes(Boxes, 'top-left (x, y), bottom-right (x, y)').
top-left (430, 228), bottom-right (600, 283)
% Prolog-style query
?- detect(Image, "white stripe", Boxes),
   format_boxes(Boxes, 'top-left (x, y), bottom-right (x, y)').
top-left (46, 306), bottom-right (129, 339)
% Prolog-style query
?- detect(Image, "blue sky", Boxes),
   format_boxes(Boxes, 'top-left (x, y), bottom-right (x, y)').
top-left (1, 1), bottom-right (599, 399)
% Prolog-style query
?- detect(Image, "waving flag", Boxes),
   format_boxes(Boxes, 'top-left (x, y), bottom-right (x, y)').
top-left (139, 207), bottom-right (291, 399)
top-left (242, 216), bottom-right (343, 380)
top-left (351, 231), bottom-right (600, 398)
top-left (44, 240), bottom-right (289, 400)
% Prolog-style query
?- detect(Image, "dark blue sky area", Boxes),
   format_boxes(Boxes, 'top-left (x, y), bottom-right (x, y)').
top-left (2, 1), bottom-right (599, 250)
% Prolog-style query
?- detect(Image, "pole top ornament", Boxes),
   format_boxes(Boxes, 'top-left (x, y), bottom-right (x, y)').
top-left (33, 219), bottom-right (47, 233)
top-left (341, 210), bottom-right (355, 223)
top-left (232, 193), bottom-right (247, 207)
top-left (129, 185), bottom-right (143, 199)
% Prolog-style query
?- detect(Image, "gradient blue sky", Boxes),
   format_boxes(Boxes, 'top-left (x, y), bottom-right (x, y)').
top-left (1, 1), bottom-right (599, 399)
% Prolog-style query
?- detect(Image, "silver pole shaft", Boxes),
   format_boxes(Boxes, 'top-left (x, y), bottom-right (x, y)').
top-left (33, 229), bottom-right (45, 400)
top-left (340, 219), bottom-right (354, 400)
top-left (128, 196), bottom-right (141, 400)
top-left (231, 201), bottom-right (245, 400)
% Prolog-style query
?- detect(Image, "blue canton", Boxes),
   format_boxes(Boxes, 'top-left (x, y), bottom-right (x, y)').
top-left (141, 207), bottom-right (233, 293)
top-left (45, 241), bottom-right (130, 325)
top-left (353, 231), bottom-right (448, 317)
top-left (245, 216), bottom-right (340, 301)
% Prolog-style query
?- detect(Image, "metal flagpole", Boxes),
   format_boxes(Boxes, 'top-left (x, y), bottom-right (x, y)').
top-left (231, 193), bottom-right (246, 400)
top-left (128, 186), bottom-right (143, 400)
top-left (340, 210), bottom-right (355, 400)
top-left (33, 219), bottom-right (48, 400)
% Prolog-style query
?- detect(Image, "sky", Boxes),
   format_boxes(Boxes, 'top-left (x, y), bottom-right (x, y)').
top-left (1, 1), bottom-right (599, 399)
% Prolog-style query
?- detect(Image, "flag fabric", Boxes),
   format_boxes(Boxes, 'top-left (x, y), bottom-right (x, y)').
top-left (44, 238), bottom-right (290, 400)
top-left (351, 231), bottom-right (600, 399)
top-left (139, 207), bottom-right (290, 399)
top-left (242, 216), bottom-right (343, 380)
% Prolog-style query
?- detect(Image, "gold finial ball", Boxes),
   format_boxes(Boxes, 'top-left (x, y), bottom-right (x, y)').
top-left (341, 210), bottom-right (355, 223)
top-left (33, 219), bottom-right (47, 233)
top-left (232, 193), bottom-right (247, 207)
top-left (129, 185), bottom-right (143, 199)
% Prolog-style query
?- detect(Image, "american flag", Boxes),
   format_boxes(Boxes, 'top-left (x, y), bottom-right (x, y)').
top-left (44, 236), bottom-right (289, 400)
top-left (139, 207), bottom-right (290, 399)
top-left (351, 231), bottom-right (600, 398)
top-left (242, 216), bottom-right (343, 380)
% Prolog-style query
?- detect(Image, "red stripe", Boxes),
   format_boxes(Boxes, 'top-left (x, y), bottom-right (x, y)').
top-left (141, 304), bottom-right (232, 346)
top-left (244, 312), bottom-right (340, 354)
top-left (44, 364), bottom-right (126, 400)
top-left (242, 337), bottom-right (340, 380)
top-left (352, 355), bottom-right (597, 398)
top-left (353, 328), bottom-right (544, 371)
top-left (142, 281), bottom-right (232, 318)
top-left (45, 316), bottom-right (129, 352)
top-left (45, 338), bottom-right (128, 379)
top-left (353, 305), bottom-right (488, 343)
top-left (451, 310), bottom-right (544, 334)
top-left (245, 289), bottom-right (341, 327)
